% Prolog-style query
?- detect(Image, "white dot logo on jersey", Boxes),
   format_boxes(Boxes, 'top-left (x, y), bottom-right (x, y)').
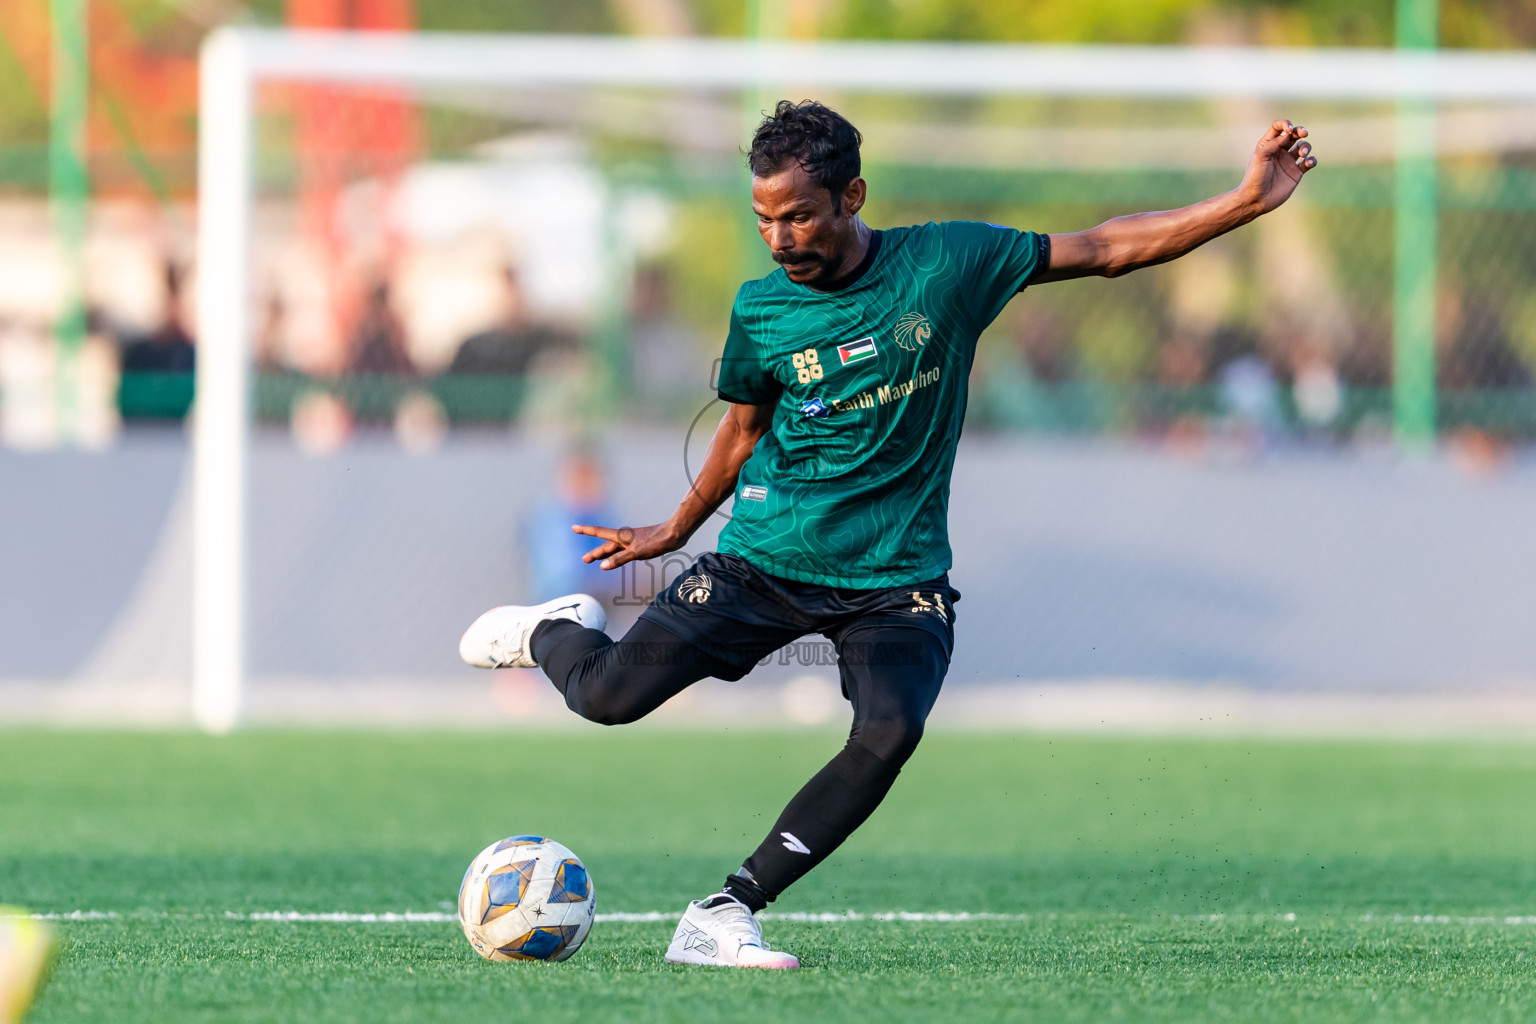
top-left (678, 574), bottom-right (713, 604)
top-left (790, 348), bottom-right (823, 384)
top-left (837, 336), bottom-right (878, 366)
top-left (894, 312), bottom-right (931, 352)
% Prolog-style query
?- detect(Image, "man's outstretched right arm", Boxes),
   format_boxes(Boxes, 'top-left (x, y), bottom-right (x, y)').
top-left (572, 400), bottom-right (776, 570)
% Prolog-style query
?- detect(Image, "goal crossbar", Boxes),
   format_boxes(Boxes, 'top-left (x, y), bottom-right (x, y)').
top-left (193, 29), bottom-right (1536, 732)
top-left (220, 30), bottom-right (1536, 100)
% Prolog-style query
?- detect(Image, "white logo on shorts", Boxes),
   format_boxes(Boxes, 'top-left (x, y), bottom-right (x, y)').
top-left (910, 592), bottom-right (949, 623)
top-left (678, 574), bottom-right (713, 604)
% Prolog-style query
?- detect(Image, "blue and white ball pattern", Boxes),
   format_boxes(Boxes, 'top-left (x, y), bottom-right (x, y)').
top-left (458, 836), bottom-right (596, 962)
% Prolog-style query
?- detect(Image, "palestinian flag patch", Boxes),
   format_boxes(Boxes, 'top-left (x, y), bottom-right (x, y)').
top-left (838, 336), bottom-right (878, 366)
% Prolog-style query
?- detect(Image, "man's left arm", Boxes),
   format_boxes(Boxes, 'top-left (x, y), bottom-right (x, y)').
top-left (1036, 119), bottom-right (1317, 284)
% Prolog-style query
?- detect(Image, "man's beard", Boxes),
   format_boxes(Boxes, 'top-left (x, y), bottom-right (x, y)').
top-left (774, 250), bottom-right (829, 282)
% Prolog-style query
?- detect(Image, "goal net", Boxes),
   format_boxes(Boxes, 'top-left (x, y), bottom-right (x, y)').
top-left (176, 30), bottom-right (1536, 730)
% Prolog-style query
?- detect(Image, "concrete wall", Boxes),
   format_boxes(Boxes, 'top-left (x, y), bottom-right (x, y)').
top-left (5, 431), bottom-right (1536, 694)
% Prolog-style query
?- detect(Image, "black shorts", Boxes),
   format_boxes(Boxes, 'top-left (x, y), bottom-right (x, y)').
top-left (638, 551), bottom-right (960, 681)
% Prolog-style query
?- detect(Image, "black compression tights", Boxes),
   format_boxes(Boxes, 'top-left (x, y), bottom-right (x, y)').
top-left (530, 617), bottom-right (949, 908)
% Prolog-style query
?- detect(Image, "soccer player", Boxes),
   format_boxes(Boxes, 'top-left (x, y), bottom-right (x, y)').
top-left (460, 101), bottom-right (1317, 968)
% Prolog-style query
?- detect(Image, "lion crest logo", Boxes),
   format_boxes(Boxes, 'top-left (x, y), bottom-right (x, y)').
top-left (677, 574), bottom-right (713, 604)
top-left (894, 312), bottom-right (931, 352)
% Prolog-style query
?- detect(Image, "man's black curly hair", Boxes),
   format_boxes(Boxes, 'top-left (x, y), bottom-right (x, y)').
top-left (747, 100), bottom-right (863, 198)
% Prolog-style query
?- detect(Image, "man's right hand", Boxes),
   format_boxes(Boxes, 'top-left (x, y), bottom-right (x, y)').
top-left (572, 522), bottom-right (684, 571)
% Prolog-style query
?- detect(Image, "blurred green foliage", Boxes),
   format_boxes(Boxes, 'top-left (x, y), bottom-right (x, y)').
top-left (6, 0), bottom-right (1536, 438)
top-left (0, 34), bottom-right (47, 148)
top-left (686, 0), bottom-right (1530, 48)
top-left (2, 0), bottom-right (1531, 183)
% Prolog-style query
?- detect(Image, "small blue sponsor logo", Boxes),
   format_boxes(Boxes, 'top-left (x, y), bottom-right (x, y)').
top-left (801, 397), bottom-right (829, 418)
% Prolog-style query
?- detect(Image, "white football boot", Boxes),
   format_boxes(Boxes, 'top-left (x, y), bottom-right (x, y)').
top-left (663, 896), bottom-right (800, 969)
top-left (457, 594), bottom-right (606, 669)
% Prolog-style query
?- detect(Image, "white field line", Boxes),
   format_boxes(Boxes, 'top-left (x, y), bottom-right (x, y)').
top-left (7, 909), bottom-right (1536, 926)
top-left (239, 911), bottom-right (455, 923)
top-left (235, 910), bottom-right (1045, 924)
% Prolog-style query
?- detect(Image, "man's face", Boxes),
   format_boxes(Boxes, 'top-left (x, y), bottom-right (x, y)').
top-left (751, 163), bottom-right (865, 288)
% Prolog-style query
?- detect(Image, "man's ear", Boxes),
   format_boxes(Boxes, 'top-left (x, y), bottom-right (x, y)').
top-left (841, 177), bottom-right (867, 218)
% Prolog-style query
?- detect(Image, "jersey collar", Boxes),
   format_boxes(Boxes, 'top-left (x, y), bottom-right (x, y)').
top-left (798, 229), bottom-right (883, 295)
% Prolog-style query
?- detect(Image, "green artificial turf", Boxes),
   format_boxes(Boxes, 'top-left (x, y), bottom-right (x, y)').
top-left (3, 730), bottom-right (1536, 1022)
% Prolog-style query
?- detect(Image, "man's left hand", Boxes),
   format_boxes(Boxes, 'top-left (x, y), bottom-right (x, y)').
top-left (1240, 119), bottom-right (1318, 216)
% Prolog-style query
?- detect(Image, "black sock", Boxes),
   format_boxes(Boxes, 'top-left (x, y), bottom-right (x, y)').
top-left (720, 871), bottom-right (770, 913)
top-left (739, 740), bottom-right (901, 901)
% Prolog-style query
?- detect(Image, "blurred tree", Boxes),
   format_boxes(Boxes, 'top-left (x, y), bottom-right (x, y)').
top-left (687, 0), bottom-right (1534, 48)
top-left (4, 0), bottom-right (1532, 195)
top-left (610, 0), bottom-right (693, 35)
top-left (339, 0), bottom-right (616, 32)
top-left (0, 2), bottom-right (52, 155)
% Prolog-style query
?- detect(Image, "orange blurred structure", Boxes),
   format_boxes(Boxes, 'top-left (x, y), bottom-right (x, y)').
top-left (286, 0), bottom-right (421, 358)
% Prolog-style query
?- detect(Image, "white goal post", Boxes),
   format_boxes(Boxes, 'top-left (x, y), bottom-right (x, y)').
top-left (193, 29), bottom-right (1536, 733)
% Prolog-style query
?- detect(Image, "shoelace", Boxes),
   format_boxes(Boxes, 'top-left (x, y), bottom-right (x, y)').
top-left (486, 634), bottom-right (524, 665)
top-left (707, 901), bottom-right (766, 950)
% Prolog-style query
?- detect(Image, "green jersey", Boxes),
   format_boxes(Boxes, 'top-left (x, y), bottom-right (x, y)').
top-left (715, 220), bottom-right (1046, 588)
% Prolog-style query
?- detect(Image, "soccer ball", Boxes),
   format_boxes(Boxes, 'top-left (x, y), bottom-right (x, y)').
top-left (457, 836), bottom-right (596, 962)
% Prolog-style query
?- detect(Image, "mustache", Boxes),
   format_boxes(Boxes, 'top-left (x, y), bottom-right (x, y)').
top-left (773, 251), bottom-right (820, 266)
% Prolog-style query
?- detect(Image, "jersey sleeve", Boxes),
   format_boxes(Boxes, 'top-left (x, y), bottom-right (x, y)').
top-left (714, 304), bottom-right (783, 405)
top-left (939, 221), bottom-right (1048, 331)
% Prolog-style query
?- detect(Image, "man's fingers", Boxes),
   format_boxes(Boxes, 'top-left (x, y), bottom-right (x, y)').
top-left (598, 547), bottom-right (640, 571)
top-left (572, 524), bottom-right (639, 547)
top-left (581, 540), bottom-right (619, 564)
top-left (1263, 120), bottom-right (1306, 153)
top-left (571, 523), bottom-right (622, 542)
top-left (574, 521), bottom-right (658, 568)
top-left (1273, 132), bottom-right (1314, 175)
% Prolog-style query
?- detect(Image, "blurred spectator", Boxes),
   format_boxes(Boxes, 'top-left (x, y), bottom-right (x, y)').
top-left (255, 292), bottom-right (290, 375)
top-left (1218, 356), bottom-right (1283, 430)
top-left (77, 310), bottom-right (122, 448)
top-left (348, 276), bottom-right (415, 376)
top-left (1151, 331), bottom-right (1211, 448)
top-left (1291, 342), bottom-right (1345, 432)
top-left (628, 265), bottom-right (704, 403)
top-left (121, 262), bottom-right (194, 375)
top-left (1336, 322), bottom-right (1391, 390)
top-left (525, 447), bottom-right (618, 602)
top-left (980, 311), bottom-right (1086, 432)
top-left (0, 317), bottom-right (57, 448)
top-left (1212, 326), bottom-right (1285, 436)
top-left (118, 263), bottom-right (195, 421)
top-left (447, 267), bottom-right (569, 377)
top-left (1154, 332), bottom-right (1209, 389)
top-left (1439, 302), bottom-right (1531, 391)
top-left (1015, 309), bottom-right (1075, 386)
